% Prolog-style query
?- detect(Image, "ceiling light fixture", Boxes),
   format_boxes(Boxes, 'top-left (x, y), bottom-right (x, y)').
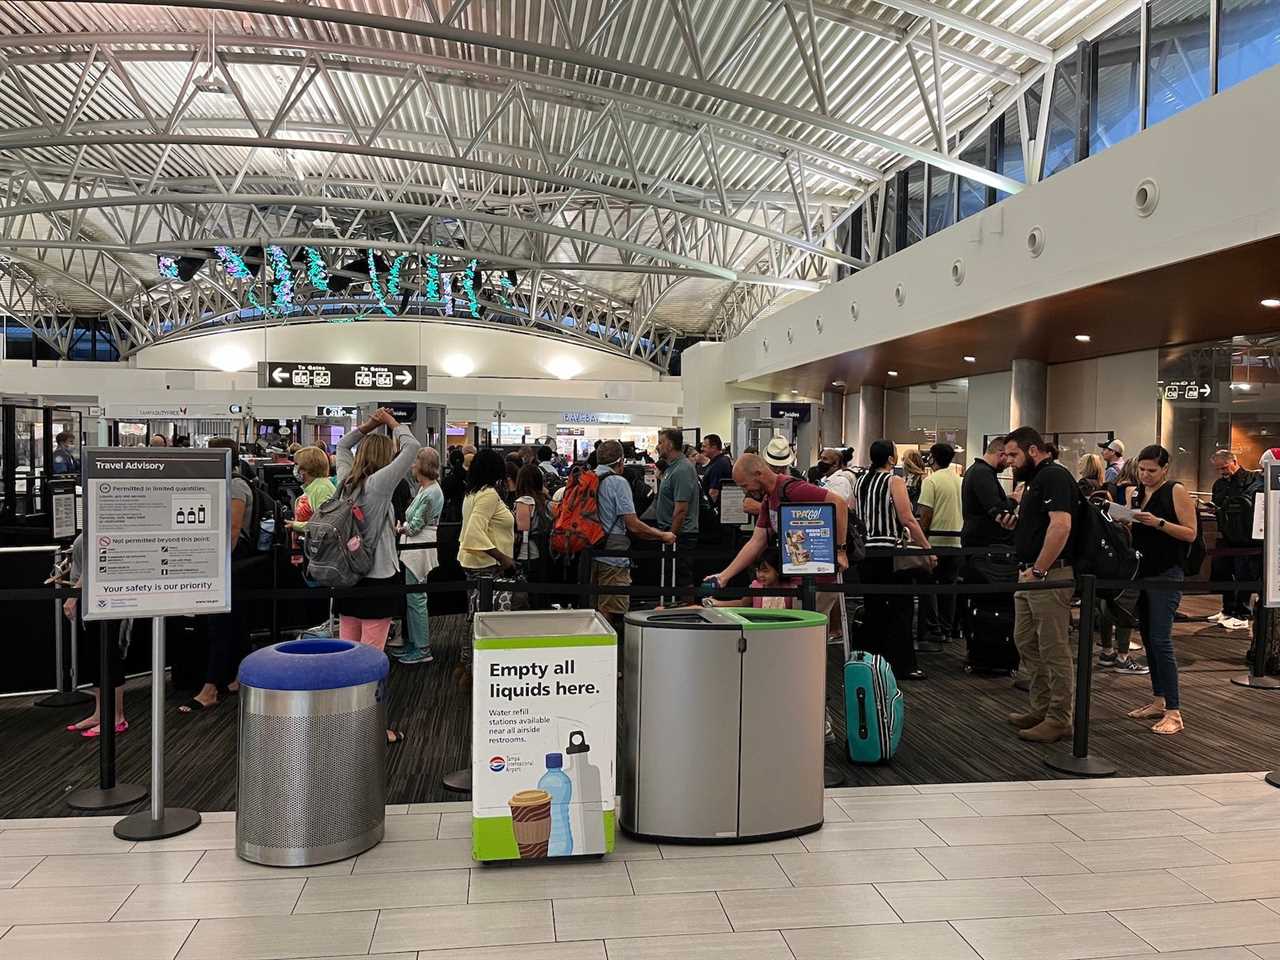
top-left (790, 389), bottom-right (799, 394)
top-left (208, 343), bottom-right (251, 372)
top-left (1074, 334), bottom-right (1091, 343)
top-left (545, 357), bottom-right (583, 380)
top-left (1262, 299), bottom-right (1280, 308)
top-left (887, 370), bottom-right (899, 377)
top-left (832, 380), bottom-right (846, 388)
top-left (1231, 382), bottom-right (1252, 391)
top-left (441, 354), bottom-right (475, 378)
top-left (963, 355), bottom-right (976, 363)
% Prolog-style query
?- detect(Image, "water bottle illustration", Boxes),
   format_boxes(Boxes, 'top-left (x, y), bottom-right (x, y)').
top-left (187, 507), bottom-right (197, 524)
top-left (175, 506), bottom-right (185, 524)
top-left (537, 753), bottom-right (573, 857)
top-left (566, 730), bottom-right (605, 854)
top-left (197, 505), bottom-right (206, 525)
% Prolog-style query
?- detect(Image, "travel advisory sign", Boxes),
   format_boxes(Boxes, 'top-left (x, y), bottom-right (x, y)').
top-left (82, 448), bottom-right (232, 621)
top-left (471, 610), bottom-right (616, 862)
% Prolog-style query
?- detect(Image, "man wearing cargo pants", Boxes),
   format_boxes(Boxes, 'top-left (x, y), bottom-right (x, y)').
top-left (1001, 427), bottom-right (1077, 744)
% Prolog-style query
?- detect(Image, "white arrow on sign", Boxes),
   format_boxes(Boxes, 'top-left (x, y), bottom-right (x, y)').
top-left (1199, 385), bottom-right (1211, 398)
top-left (395, 371), bottom-right (413, 386)
top-left (272, 367), bottom-right (289, 384)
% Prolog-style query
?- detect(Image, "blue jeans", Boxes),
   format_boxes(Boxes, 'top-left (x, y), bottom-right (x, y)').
top-left (1138, 566), bottom-right (1183, 710)
top-left (400, 567), bottom-right (431, 660)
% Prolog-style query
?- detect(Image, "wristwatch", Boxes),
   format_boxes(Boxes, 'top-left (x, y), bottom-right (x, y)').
top-left (1158, 518), bottom-right (1166, 528)
top-left (1031, 568), bottom-right (1049, 580)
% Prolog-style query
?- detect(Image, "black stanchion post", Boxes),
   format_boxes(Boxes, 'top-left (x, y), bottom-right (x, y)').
top-left (115, 617), bottom-right (202, 840)
top-left (443, 575), bottom-right (492, 795)
top-left (1233, 604), bottom-right (1280, 689)
top-left (800, 577), bottom-right (846, 790)
top-left (67, 621), bottom-right (148, 810)
top-left (1044, 574), bottom-right (1117, 778)
top-left (35, 593), bottom-right (91, 708)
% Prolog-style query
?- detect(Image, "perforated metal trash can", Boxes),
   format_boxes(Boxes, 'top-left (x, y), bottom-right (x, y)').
top-left (236, 638), bottom-right (389, 866)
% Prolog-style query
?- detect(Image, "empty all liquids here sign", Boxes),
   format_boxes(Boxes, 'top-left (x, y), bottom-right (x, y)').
top-left (82, 448), bottom-right (232, 620)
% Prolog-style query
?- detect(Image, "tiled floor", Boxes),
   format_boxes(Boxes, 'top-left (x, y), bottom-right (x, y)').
top-left (2, 773), bottom-right (1280, 959)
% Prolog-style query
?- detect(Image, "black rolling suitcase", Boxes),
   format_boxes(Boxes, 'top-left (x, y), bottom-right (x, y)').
top-left (964, 594), bottom-right (1019, 675)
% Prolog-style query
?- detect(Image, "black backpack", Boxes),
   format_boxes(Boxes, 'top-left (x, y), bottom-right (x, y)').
top-left (236, 469), bottom-right (280, 558)
top-left (1217, 492), bottom-right (1258, 545)
top-left (1073, 488), bottom-right (1141, 589)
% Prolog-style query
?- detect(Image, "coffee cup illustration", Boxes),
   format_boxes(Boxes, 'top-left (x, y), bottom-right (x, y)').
top-left (508, 789), bottom-right (552, 858)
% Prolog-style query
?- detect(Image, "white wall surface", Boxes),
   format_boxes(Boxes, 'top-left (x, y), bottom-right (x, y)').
top-left (1045, 349), bottom-right (1159, 447)
top-left (135, 319), bottom-right (662, 384)
top-left (722, 65), bottom-right (1280, 385)
top-left (678, 341), bottom-right (773, 439)
top-left (966, 370), bottom-right (1013, 449)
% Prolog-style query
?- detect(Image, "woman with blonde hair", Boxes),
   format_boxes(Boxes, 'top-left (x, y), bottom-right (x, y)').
top-left (1078, 453), bottom-right (1109, 499)
top-left (397, 446), bottom-right (443, 664)
top-left (334, 409), bottom-right (421, 742)
top-left (901, 447), bottom-right (927, 511)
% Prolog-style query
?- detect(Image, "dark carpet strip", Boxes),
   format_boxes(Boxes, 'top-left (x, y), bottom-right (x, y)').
top-left (1, 596), bottom-right (1276, 819)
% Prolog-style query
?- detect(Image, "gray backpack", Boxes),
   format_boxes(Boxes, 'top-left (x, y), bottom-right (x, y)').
top-left (303, 493), bottom-right (375, 588)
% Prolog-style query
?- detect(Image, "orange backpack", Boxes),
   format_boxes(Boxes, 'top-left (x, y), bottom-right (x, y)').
top-left (550, 467), bottom-right (608, 556)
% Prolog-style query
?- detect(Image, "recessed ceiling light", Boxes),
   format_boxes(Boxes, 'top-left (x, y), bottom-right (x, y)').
top-left (1074, 334), bottom-right (1091, 343)
top-left (790, 389), bottom-right (799, 394)
top-left (1262, 299), bottom-right (1280, 308)
top-left (441, 354), bottom-right (475, 377)
top-left (832, 380), bottom-right (846, 388)
top-left (887, 370), bottom-right (899, 377)
top-left (963, 356), bottom-right (976, 363)
top-left (545, 357), bottom-right (582, 380)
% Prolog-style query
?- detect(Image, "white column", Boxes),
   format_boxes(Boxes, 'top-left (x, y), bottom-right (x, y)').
top-left (855, 385), bottom-right (886, 466)
top-left (1010, 358), bottom-right (1047, 433)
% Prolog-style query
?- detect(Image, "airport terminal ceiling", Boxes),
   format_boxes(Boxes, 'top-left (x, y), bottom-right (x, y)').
top-left (0, 0), bottom-right (1133, 371)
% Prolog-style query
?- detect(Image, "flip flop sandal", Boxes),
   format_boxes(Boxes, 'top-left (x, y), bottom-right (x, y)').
top-left (178, 697), bottom-right (219, 714)
top-left (82, 721), bottom-right (128, 738)
top-left (1152, 717), bottom-right (1184, 735)
top-left (66, 719), bottom-right (99, 732)
top-left (1127, 706), bottom-right (1166, 719)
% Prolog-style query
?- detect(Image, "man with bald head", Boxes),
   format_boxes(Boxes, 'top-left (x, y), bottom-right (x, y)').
top-left (708, 452), bottom-right (848, 593)
top-left (150, 434), bottom-right (169, 447)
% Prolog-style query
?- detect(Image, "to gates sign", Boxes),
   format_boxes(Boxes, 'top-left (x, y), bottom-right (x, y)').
top-left (258, 362), bottom-right (426, 391)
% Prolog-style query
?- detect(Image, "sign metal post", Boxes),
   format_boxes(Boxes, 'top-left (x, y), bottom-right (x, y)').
top-left (82, 447), bottom-right (229, 839)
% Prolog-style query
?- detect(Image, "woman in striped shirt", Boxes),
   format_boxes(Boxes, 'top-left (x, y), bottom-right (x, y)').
top-left (856, 439), bottom-right (934, 681)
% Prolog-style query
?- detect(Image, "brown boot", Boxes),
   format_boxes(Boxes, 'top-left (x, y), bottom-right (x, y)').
top-left (1006, 711), bottom-right (1044, 730)
top-left (1017, 720), bottom-right (1072, 743)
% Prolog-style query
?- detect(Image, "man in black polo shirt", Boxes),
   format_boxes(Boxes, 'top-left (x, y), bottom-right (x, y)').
top-left (1001, 427), bottom-right (1076, 744)
top-left (961, 435), bottom-right (1014, 581)
top-left (700, 434), bottom-right (733, 503)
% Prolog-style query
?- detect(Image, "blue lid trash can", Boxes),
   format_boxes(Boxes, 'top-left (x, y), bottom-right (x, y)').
top-left (236, 639), bottom-right (389, 866)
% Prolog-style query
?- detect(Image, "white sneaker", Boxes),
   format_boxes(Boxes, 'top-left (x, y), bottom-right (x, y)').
top-left (1224, 617), bottom-right (1251, 631)
top-left (1208, 612), bottom-right (1228, 624)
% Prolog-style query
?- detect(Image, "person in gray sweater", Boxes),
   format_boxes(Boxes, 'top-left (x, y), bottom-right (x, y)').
top-left (334, 408), bottom-right (421, 743)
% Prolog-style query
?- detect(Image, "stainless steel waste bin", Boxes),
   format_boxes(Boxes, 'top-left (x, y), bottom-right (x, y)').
top-left (620, 607), bottom-right (826, 842)
top-left (236, 638), bottom-right (389, 866)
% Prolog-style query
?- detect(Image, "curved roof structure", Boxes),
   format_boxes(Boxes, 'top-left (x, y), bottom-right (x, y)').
top-left (0, 0), bottom-right (1132, 368)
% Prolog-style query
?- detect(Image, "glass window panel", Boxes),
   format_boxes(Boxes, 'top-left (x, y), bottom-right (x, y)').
top-left (1147, 0), bottom-right (1211, 126)
top-left (1219, 0), bottom-right (1280, 92)
top-left (999, 104), bottom-right (1024, 199)
top-left (879, 177), bottom-right (898, 259)
top-left (1091, 11), bottom-right (1141, 154)
top-left (904, 163), bottom-right (925, 247)
top-left (928, 166), bottom-right (955, 235)
top-left (957, 136), bottom-right (988, 221)
top-left (1043, 54), bottom-right (1080, 178)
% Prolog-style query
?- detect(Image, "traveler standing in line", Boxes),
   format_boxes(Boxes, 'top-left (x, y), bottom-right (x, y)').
top-left (179, 437), bottom-right (256, 714)
top-left (288, 445), bottom-right (336, 572)
top-left (590, 439), bottom-right (676, 635)
top-left (1209, 449), bottom-right (1262, 630)
top-left (1100, 439), bottom-right (1126, 484)
top-left (816, 447), bottom-right (857, 504)
top-left (62, 535), bottom-right (129, 737)
top-left (655, 427), bottom-right (700, 589)
top-left (150, 434), bottom-right (169, 448)
top-left (901, 448), bottom-right (927, 511)
top-left (700, 434), bottom-right (733, 504)
top-left (537, 445), bottom-right (560, 486)
top-left (398, 447), bottom-right (443, 665)
top-left (918, 442), bottom-right (964, 643)
top-left (1126, 444), bottom-right (1197, 735)
top-left (855, 440), bottom-right (932, 680)
top-left (960, 436), bottom-right (1013, 576)
top-left (460, 448), bottom-right (517, 622)
top-left (1077, 452), bottom-right (1145, 674)
top-left (1002, 427), bottom-right (1077, 743)
top-left (513, 464), bottom-right (553, 609)
top-left (1078, 453), bottom-right (1110, 499)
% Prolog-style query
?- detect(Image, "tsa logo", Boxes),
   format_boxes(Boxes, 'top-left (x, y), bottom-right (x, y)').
top-left (489, 756), bottom-right (506, 772)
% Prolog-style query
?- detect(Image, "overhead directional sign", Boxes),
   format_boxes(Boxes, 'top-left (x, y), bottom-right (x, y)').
top-left (1158, 379), bottom-right (1214, 402)
top-left (258, 362), bottom-right (426, 391)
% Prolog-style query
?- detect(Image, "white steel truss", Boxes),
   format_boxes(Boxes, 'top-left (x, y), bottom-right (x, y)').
top-left (0, 0), bottom-right (1128, 366)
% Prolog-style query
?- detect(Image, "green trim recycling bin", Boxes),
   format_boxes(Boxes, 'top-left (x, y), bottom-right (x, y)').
top-left (620, 607), bottom-right (827, 842)
top-left (472, 610), bottom-right (617, 862)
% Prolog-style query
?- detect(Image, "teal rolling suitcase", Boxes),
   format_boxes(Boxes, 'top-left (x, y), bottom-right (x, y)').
top-left (844, 651), bottom-right (904, 763)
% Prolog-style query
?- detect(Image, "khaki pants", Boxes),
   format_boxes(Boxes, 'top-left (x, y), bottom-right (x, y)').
top-left (592, 562), bottom-right (631, 617)
top-left (1012, 565), bottom-right (1075, 727)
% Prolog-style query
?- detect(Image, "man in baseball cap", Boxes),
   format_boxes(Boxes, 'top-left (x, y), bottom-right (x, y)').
top-left (1098, 439), bottom-right (1125, 484)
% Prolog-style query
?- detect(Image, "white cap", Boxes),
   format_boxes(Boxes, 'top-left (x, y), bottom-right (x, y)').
top-left (764, 436), bottom-right (795, 468)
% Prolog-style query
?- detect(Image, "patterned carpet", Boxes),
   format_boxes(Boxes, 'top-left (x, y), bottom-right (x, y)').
top-left (0, 595), bottom-right (1275, 819)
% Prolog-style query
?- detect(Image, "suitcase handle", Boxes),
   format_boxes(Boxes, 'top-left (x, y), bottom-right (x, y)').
top-left (856, 687), bottom-right (868, 741)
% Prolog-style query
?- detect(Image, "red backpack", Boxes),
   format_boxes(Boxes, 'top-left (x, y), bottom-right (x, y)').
top-left (550, 468), bottom-right (608, 556)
